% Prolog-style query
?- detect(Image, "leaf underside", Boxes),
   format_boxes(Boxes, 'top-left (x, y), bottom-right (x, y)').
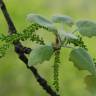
top-left (76, 20), bottom-right (96, 37)
top-left (52, 15), bottom-right (74, 26)
top-left (27, 14), bottom-right (57, 32)
top-left (58, 30), bottom-right (78, 43)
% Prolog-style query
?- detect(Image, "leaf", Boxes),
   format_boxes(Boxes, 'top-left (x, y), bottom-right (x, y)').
top-left (85, 75), bottom-right (96, 94)
top-left (27, 14), bottom-right (57, 32)
top-left (69, 48), bottom-right (96, 75)
top-left (28, 44), bottom-right (54, 66)
top-left (76, 20), bottom-right (96, 37)
top-left (58, 30), bottom-right (78, 43)
top-left (52, 15), bottom-right (74, 26)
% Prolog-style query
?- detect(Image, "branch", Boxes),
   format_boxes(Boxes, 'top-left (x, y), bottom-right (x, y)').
top-left (0, 1), bottom-right (59, 96)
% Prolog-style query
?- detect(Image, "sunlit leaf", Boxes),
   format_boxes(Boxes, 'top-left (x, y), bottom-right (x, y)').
top-left (76, 20), bottom-right (96, 37)
top-left (85, 75), bottom-right (96, 94)
top-left (69, 48), bottom-right (96, 75)
top-left (27, 14), bottom-right (57, 32)
top-left (52, 15), bottom-right (74, 26)
top-left (28, 44), bottom-right (54, 66)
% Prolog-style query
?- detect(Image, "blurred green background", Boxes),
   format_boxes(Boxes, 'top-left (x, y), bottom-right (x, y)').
top-left (0, 0), bottom-right (96, 96)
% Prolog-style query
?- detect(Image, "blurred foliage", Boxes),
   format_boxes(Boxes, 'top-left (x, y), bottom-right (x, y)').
top-left (0, 0), bottom-right (96, 96)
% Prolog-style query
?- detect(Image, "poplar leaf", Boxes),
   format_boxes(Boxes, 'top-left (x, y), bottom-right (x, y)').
top-left (28, 45), bottom-right (54, 66)
top-left (52, 15), bottom-right (74, 26)
top-left (27, 14), bottom-right (57, 32)
top-left (58, 30), bottom-right (78, 43)
top-left (76, 20), bottom-right (96, 37)
top-left (69, 48), bottom-right (96, 75)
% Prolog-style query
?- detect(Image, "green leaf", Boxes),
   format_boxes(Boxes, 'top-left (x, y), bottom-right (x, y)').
top-left (27, 14), bottom-right (57, 32)
top-left (52, 15), bottom-right (74, 26)
top-left (69, 48), bottom-right (96, 75)
top-left (76, 20), bottom-right (96, 37)
top-left (28, 44), bottom-right (54, 66)
top-left (58, 30), bottom-right (78, 43)
top-left (85, 75), bottom-right (96, 94)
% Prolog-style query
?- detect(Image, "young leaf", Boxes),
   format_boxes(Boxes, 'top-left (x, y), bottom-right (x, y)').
top-left (27, 14), bottom-right (57, 32)
top-left (85, 75), bottom-right (96, 94)
top-left (76, 20), bottom-right (96, 37)
top-left (52, 15), bottom-right (74, 26)
top-left (28, 44), bottom-right (54, 66)
top-left (69, 48), bottom-right (96, 75)
top-left (58, 30), bottom-right (78, 44)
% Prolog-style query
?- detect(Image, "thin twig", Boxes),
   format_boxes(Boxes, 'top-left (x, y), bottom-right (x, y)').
top-left (0, 0), bottom-right (59, 96)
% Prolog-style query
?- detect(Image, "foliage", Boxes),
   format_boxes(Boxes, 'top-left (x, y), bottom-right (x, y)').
top-left (52, 15), bottom-right (74, 26)
top-left (76, 20), bottom-right (96, 37)
top-left (1, 13), bottom-right (96, 95)
top-left (69, 48), bottom-right (96, 75)
top-left (28, 44), bottom-right (54, 66)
